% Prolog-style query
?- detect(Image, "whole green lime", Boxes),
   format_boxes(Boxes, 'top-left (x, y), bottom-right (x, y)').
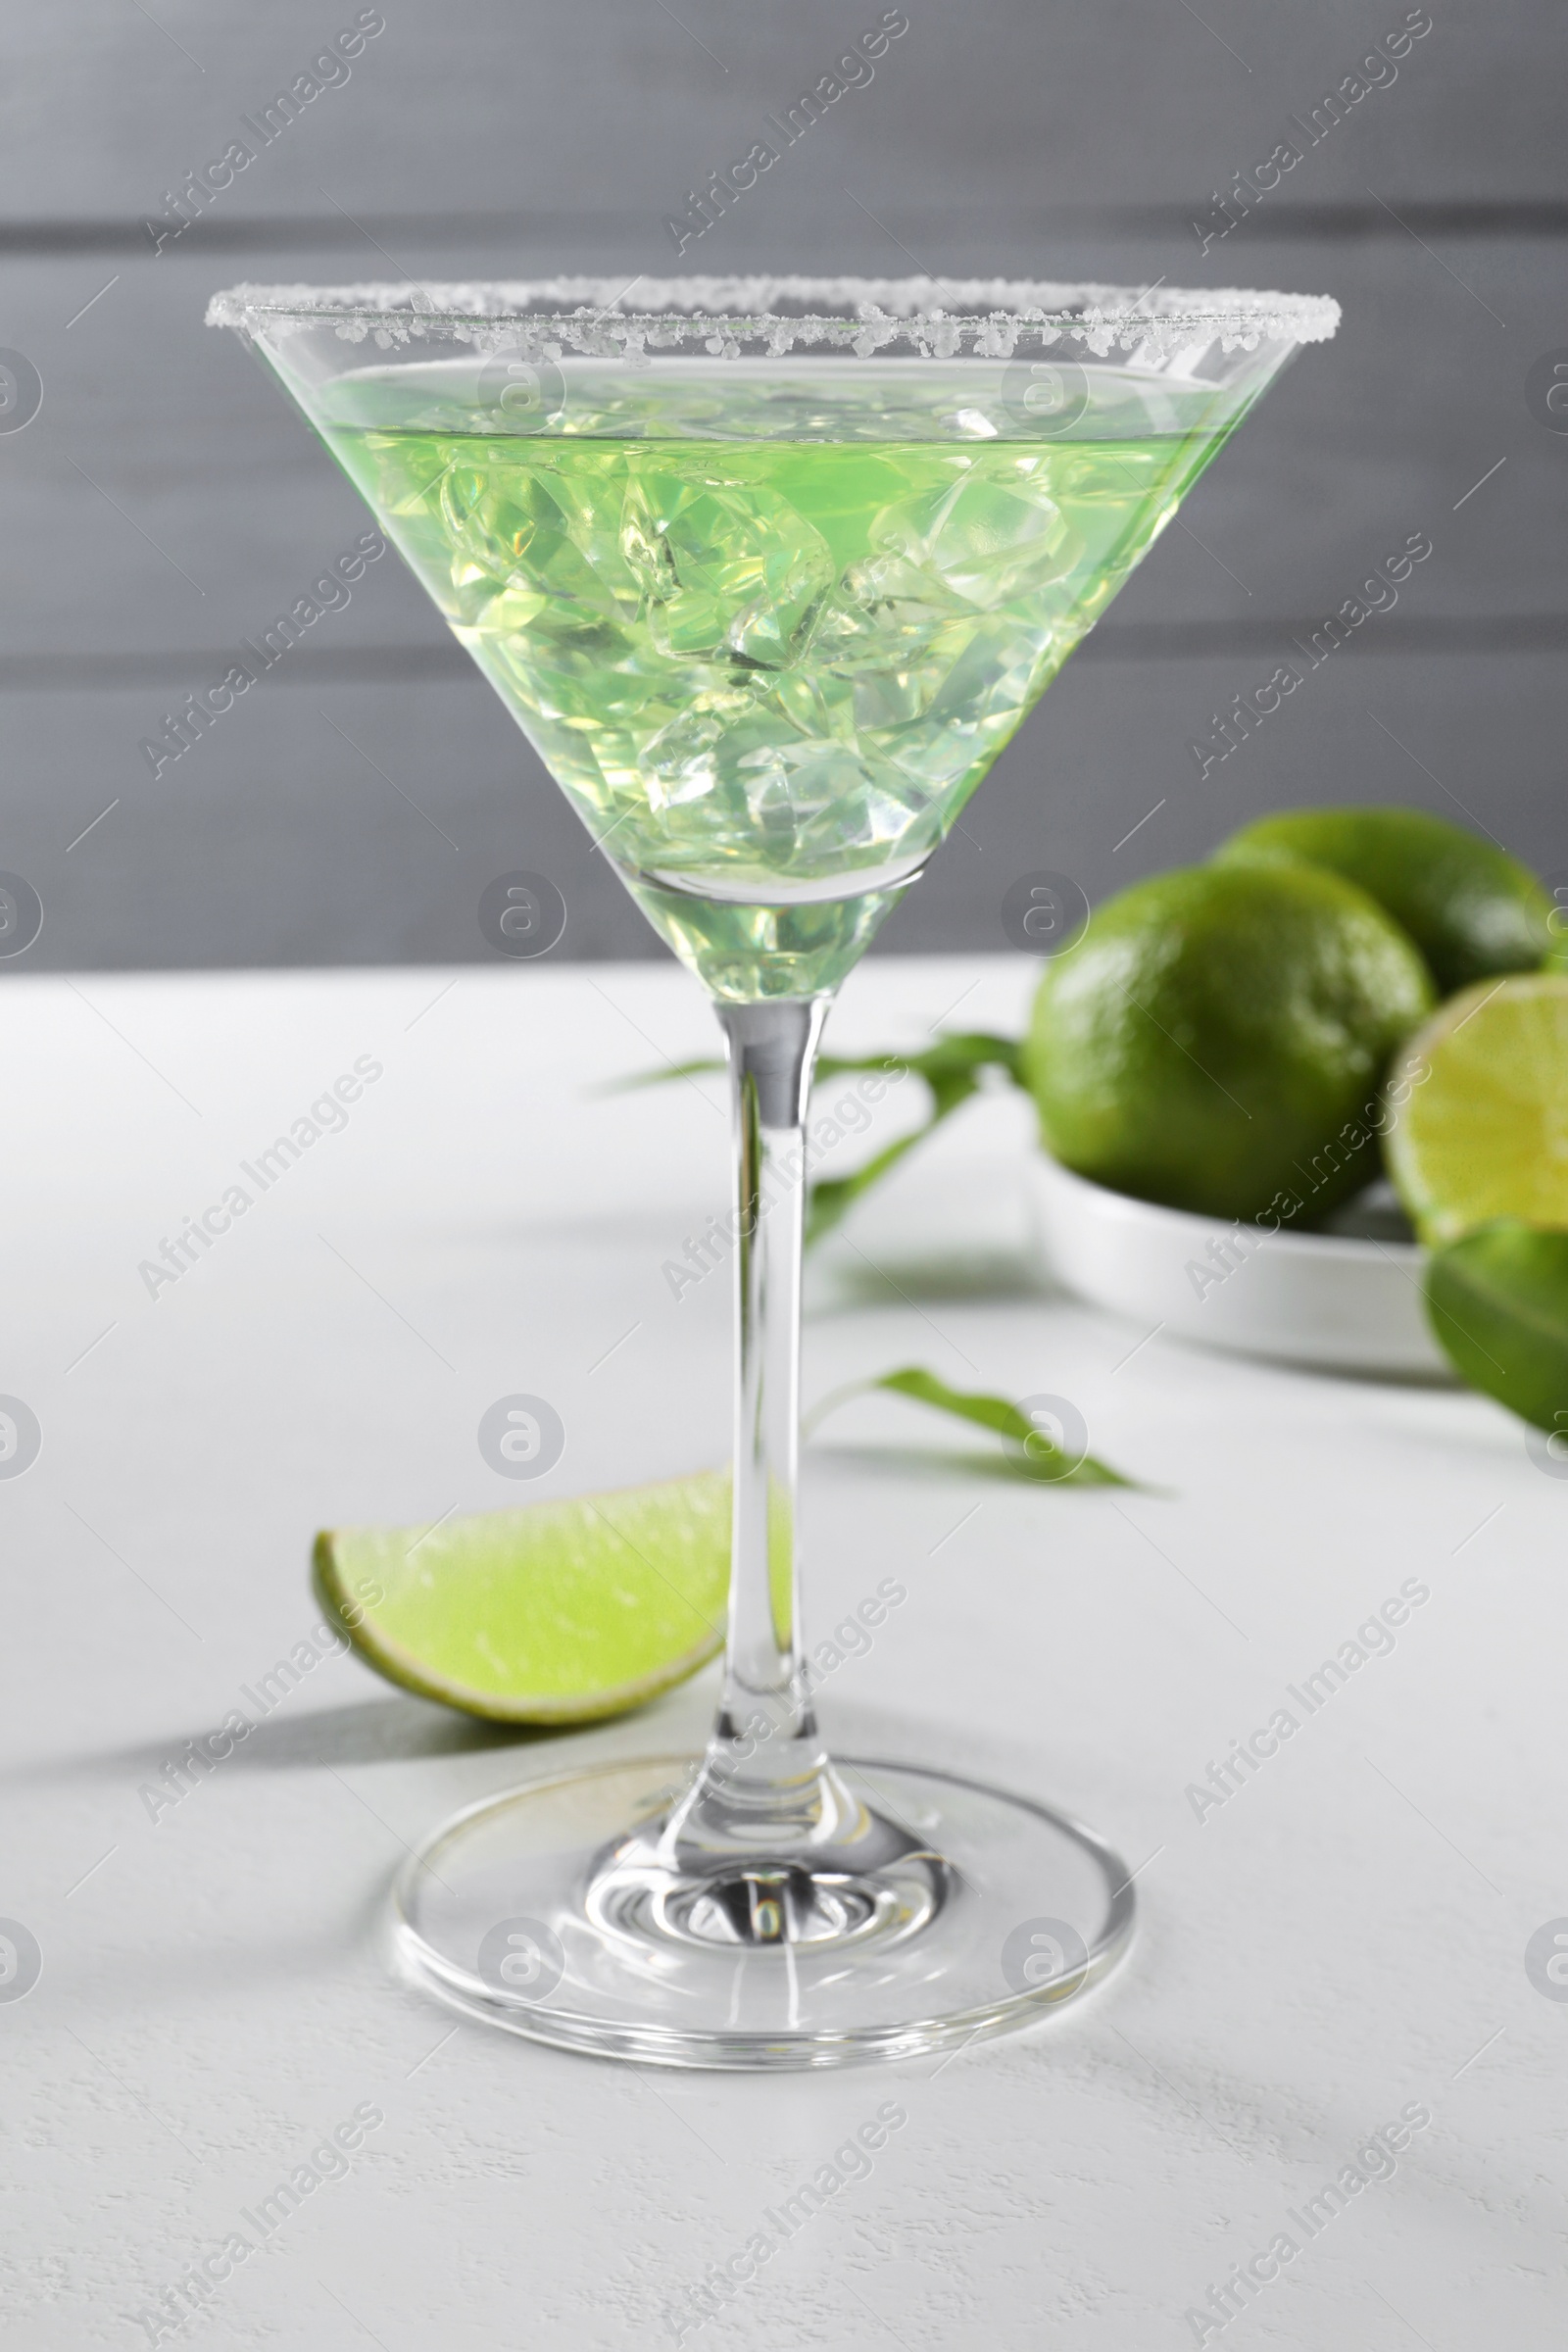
top-left (1023, 862), bottom-right (1435, 1221)
top-left (1216, 806), bottom-right (1550, 995)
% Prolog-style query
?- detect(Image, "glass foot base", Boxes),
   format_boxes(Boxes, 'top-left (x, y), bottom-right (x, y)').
top-left (390, 1753), bottom-right (1136, 2071)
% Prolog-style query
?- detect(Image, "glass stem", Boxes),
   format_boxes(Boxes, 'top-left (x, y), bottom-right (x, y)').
top-left (712, 998), bottom-right (831, 1782)
top-left (643, 992), bottom-right (942, 1940)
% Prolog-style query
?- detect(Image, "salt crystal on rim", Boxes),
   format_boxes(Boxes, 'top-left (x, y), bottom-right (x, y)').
top-left (206, 272), bottom-right (1339, 358)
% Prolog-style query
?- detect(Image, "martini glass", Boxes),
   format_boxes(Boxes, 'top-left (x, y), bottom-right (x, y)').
top-left (210, 275), bottom-right (1338, 2069)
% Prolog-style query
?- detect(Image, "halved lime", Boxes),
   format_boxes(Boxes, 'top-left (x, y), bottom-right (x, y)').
top-left (1384, 974), bottom-right (1568, 1244)
top-left (314, 1472), bottom-right (729, 1724)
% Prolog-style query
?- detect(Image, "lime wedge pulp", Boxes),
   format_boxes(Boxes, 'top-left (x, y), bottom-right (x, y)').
top-left (1384, 974), bottom-right (1568, 1245)
top-left (314, 1472), bottom-right (730, 1724)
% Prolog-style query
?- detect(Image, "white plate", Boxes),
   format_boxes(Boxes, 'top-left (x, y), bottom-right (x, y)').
top-left (1025, 1152), bottom-right (1448, 1377)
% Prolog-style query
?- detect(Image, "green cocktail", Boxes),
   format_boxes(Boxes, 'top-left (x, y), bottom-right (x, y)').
top-left (318, 362), bottom-right (1241, 995)
top-left (210, 279), bottom-right (1339, 2070)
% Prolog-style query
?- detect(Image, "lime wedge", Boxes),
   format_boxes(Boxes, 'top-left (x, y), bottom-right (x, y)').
top-left (1384, 974), bottom-right (1568, 1245)
top-left (313, 1472), bottom-right (730, 1724)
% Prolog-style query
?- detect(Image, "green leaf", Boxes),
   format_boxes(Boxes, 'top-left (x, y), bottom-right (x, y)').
top-left (807, 1364), bottom-right (1135, 1486)
top-left (609, 1033), bottom-right (1027, 1243)
top-left (820, 1033), bottom-right (1026, 1125)
top-left (806, 1129), bottom-right (931, 1245)
top-left (597, 1056), bottom-right (724, 1095)
top-left (1425, 1219), bottom-right (1568, 1430)
top-left (808, 1034), bottom-right (1024, 1241)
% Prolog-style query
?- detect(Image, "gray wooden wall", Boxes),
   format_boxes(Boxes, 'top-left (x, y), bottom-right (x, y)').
top-left (2, 0), bottom-right (1562, 969)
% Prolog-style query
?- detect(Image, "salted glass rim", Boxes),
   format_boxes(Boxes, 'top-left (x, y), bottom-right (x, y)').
top-left (205, 273), bottom-right (1340, 355)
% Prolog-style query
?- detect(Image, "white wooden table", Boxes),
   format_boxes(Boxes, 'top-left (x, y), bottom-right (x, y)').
top-left (1, 953), bottom-right (1561, 2350)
